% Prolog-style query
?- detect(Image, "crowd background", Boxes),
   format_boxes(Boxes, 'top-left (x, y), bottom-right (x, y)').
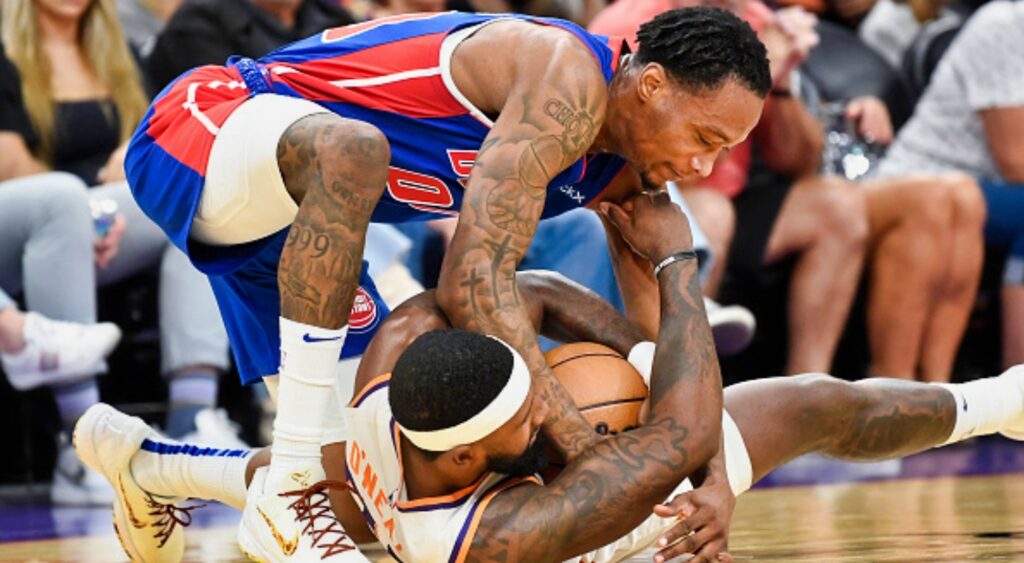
top-left (0, 0), bottom-right (1021, 504)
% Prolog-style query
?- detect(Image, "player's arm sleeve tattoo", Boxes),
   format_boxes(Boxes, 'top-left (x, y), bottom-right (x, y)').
top-left (468, 257), bottom-right (724, 562)
top-left (437, 43), bottom-right (607, 461)
top-left (518, 271), bottom-right (646, 357)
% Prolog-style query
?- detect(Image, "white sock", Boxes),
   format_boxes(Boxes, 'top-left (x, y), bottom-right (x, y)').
top-left (129, 437), bottom-right (252, 509)
top-left (268, 317), bottom-right (346, 487)
top-left (322, 357), bottom-right (358, 446)
top-left (937, 366), bottom-right (1024, 444)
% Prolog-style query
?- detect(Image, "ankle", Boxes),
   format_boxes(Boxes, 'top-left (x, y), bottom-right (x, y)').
top-left (0, 308), bottom-right (27, 354)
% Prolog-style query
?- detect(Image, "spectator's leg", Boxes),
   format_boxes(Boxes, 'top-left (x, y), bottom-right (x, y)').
top-left (679, 187), bottom-right (735, 298)
top-left (1004, 284), bottom-right (1024, 368)
top-left (94, 181), bottom-right (232, 438)
top-left (863, 177), bottom-right (950, 379)
top-left (159, 245), bottom-right (231, 439)
top-left (0, 173), bottom-right (97, 325)
top-left (764, 176), bottom-right (868, 374)
top-left (0, 173), bottom-right (103, 432)
top-left (918, 175), bottom-right (986, 381)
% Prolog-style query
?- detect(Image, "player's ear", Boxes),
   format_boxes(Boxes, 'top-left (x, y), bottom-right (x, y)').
top-left (447, 444), bottom-right (482, 469)
top-left (637, 63), bottom-right (668, 103)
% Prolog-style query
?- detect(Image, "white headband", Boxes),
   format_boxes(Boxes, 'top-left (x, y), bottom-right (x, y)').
top-left (398, 338), bottom-right (531, 452)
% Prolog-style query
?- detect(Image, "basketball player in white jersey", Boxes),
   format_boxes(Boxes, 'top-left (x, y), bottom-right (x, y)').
top-left (76, 193), bottom-right (1024, 563)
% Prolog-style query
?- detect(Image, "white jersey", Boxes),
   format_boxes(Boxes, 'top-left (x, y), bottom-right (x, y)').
top-left (342, 375), bottom-right (541, 563)
top-left (343, 374), bottom-right (755, 563)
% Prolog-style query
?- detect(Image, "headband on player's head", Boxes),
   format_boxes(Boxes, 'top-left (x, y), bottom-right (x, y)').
top-left (398, 337), bottom-right (531, 452)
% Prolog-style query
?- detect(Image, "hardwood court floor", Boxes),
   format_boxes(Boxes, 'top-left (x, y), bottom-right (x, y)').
top-left (4, 472), bottom-right (1022, 562)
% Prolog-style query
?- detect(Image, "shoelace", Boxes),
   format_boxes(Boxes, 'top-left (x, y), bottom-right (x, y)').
top-left (280, 480), bottom-right (357, 559)
top-left (146, 495), bottom-right (206, 548)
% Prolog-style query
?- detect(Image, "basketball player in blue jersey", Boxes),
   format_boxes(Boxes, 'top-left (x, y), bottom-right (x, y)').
top-left (76, 192), bottom-right (1024, 562)
top-left (123, 7), bottom-right (769, 560)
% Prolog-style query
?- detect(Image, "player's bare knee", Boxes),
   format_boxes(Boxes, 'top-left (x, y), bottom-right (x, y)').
top-left (792, 373), bottom-right (868, 427)
top-left (333, 119), bottom-right (391, 176)
top-left (278, 115), bottom-right (390, 204)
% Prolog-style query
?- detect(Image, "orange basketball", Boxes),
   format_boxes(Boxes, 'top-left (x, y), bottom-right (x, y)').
top-left (545, 342), bottom-right (648, 437)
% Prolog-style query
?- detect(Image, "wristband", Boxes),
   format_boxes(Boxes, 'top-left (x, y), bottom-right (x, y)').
top-left (627, 341), bottom-right (655, 389)
top-left (652, 250), bottom-right (698, 278)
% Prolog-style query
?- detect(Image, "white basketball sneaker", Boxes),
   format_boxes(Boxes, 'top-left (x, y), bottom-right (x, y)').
top-left (179, 407), bottom-right (250, 451)
top-left (51, 434), bottom-right (115, 506)
top-left (1, 312), bottom-right (120, 390)
top-left (238, 466), bottom-right (368, 562)
top-left (75, 403), bottom-right (199, 563)
top-left (998, 365), bottom-right (1024, 441)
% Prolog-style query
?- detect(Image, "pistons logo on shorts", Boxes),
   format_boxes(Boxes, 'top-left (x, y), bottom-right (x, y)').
top-left (348, 287), bottom-right (378, 332)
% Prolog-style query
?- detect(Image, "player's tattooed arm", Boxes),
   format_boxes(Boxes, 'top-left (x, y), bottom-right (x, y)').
top-left (517, 270), bottom-right (646, 357)
top-left (469, 194), bottom-right (725, 562)
top-left (437, 36), bottom-right (609, 461)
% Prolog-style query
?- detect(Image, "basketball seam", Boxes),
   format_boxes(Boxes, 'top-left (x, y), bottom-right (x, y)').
top-left (579, 397), bottom-right (646, 411)
top-left (549, 352), bottom-right (623, 369)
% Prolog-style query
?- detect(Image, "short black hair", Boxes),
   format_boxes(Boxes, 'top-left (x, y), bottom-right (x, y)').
top-left (636, 7), bottom-right (771, 98)
top-left (390, 329), bottom-right (514, 439)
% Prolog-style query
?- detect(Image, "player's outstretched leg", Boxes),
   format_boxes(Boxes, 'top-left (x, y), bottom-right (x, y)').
top-left (724, 366), bottom-right (1024, 484)
top-left (252, 114), bottom-right (387, 562)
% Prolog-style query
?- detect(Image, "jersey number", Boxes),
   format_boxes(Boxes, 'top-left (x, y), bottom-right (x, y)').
top-left (383, 150), bottom-right (478, 216)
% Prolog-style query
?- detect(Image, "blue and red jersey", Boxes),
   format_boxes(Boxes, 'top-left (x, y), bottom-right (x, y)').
top-left (124, 12), bottom-right (628, 383)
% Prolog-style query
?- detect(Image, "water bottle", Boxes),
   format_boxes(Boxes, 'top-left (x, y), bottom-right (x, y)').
top-left (90, 198), bottom-right (119, 237)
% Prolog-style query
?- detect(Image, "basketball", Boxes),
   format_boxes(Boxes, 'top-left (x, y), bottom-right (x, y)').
top-left (545, 342), bottom-right (649, 437)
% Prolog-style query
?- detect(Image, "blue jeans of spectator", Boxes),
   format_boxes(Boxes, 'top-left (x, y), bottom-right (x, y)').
top-left (980, 179), bottom-right (1024, 285)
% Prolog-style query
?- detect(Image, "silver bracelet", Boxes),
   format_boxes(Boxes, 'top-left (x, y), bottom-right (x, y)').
top-left (653, 250), bottom-right (698, 278)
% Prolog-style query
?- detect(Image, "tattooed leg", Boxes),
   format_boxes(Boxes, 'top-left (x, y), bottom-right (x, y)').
top-left (277, 114), bottom-right (390, 327)
top-left (264, 113), bottom-right (389, 492)
top-left (723, 374), bottom-right (957, 484)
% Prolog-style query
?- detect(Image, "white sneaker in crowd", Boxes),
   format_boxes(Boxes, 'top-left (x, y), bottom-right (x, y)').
top-left (51, 434), bottom-right (115, 507)
top-left (75, 403), bottom-right (195, 562)
top-left (1, 312), bottom-right (120, 391)
top-left (239, 466), bottom-right (369, 562)
top-left (704, 297), bottom-right (756, 357)
top-left (179, 408), bottom-right (250, 451)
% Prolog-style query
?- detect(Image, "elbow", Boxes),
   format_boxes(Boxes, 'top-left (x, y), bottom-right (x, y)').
top-left (688, 423), bottom-right (721, 468)
top-left (679, 405), bottom-right (722, 469)
top-left (435, 284), bottom-right (461, 324)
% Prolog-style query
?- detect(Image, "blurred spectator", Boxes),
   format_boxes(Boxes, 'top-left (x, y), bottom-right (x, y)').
top-left (117, 0), bottom-right (184, 60)
top-left (147, 0), bottom-right (354, 94)
top-left (876, 0), bottom-right (1024, 370)
top-left (776, 0), bottom-right (877, 27)
top-left (858, 0), bottom-right (952, 68)
top-left (593, 0), bottom-right (985, 381)
top-left (1, 38), bottom-right (123, 504)
top-left (2, 0), bottom-right (237, 501)
top-left (342, 0), bottom-right (445, 21)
